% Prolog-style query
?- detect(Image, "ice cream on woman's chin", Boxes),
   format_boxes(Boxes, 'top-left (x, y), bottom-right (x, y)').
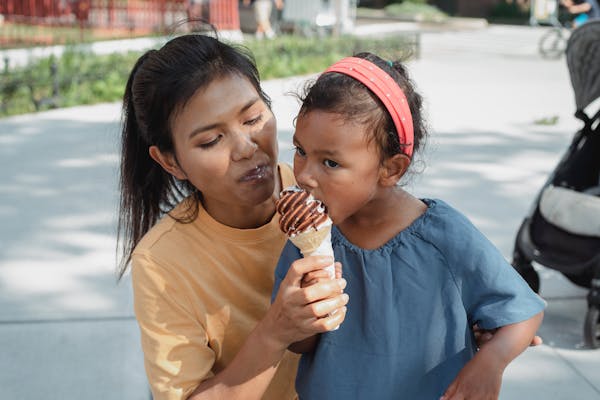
top-left (275, 186), bottom-right (335, 279)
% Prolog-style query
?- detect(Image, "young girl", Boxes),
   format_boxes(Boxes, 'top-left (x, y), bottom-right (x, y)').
top-left (273, 53), bottom-right (546, 400)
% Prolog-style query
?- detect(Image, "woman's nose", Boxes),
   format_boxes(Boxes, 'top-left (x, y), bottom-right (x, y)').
top-left (231, 132), bottom-right (258, 161)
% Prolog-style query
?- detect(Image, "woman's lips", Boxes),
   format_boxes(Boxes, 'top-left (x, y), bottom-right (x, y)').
top-left (239, 164), bottom-right (271, 183)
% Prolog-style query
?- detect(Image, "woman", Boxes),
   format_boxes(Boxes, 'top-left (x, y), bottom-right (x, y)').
top-left (118, 33), bottom-right (348, 400)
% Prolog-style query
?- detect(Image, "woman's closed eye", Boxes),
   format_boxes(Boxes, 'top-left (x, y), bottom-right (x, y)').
top-left (199, 134), bottom-right (223, 149)
top-left (245, 114), bottom-right (263, 126)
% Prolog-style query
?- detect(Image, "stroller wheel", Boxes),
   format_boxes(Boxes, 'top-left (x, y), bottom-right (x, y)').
top-left (513, 262), bottom-right (540, 293)
top-left (583, 306), bottom-right (600, 349)
top-left (564, 270), bottom-right (593, 289)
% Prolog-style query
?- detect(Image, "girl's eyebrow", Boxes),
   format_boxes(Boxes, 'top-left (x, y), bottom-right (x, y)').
top-left (187, 98), bottom-right (259, 139)
top-left (292, 136), bottom-right (339, 156)
top-left (317, 149), bottom-right (340, 157)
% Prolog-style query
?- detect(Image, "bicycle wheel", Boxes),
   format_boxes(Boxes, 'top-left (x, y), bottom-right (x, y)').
top-left (539, 28), bottom-right (568, 59)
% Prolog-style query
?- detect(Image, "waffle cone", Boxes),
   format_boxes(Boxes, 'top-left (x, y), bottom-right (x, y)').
top-left (289, 224), bottom-right (332, 255)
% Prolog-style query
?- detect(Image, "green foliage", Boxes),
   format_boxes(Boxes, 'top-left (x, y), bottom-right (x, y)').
top-left (246, 34), bottom-right (414, 79)
top-left (0, 34), bottom-right (414, 118)
top-left (386, 0), bottom-right (429, 5)
top-left (0, 49), bottom-right (142, 117)
top-left (384, 2), bottom-right (447, 21)
top-left (533, 115), bottom-right (559, 125)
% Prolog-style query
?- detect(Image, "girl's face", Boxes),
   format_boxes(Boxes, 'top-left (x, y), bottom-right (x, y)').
top-left (293, 110), bottom-right (385, 225)
top-left (168, 74), bottom-right (278, 214)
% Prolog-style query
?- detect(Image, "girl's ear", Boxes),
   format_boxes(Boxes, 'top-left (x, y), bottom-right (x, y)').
top-left (379, 153), bottom-right (410, 186)
top-left (149, 146), bottom-right (187, 180)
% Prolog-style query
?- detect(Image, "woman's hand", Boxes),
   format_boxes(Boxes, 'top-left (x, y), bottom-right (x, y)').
top-left (301, 261), bottom-right (342, 287)
top-left (265, 256), bottom-right (348, 351)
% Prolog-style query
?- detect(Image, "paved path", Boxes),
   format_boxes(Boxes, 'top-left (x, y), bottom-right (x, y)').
top-left (1, 23), bottom-right (599, 399)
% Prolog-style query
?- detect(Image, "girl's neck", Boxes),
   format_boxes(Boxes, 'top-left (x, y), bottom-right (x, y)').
top-left (338, 188), bottom-right (427, 250)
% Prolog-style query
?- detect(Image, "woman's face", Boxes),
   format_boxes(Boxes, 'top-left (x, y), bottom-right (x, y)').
top-left (169, 74), bottom-right (279, 214)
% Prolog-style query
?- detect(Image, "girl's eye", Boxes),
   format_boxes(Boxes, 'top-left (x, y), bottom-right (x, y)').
top-left (324, 159), bottom-right (339, 168)
top-left (245, 114), bottom-right (263, 126)
top-left (294, 146), bottom-right (306, 157)
top-left (199, 134), bottom-right (222, 149)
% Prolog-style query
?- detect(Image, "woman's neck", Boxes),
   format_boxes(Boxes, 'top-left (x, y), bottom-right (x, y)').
top-left (338, 188), bottom-right (427, 250)
top-left (206, 199), bottom-right (277, 229)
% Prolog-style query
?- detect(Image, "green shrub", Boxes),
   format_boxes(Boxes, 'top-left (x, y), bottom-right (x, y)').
top-left (0, 34), bottom-right (414, 118)
top-left (246, 35), bottom-right (414, 79)
top-left (384, 2), bottom-right (447, 21)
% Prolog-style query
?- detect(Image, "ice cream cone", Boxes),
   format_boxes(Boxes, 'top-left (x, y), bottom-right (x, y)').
top-left (290, 222), bottom-right (335, 278)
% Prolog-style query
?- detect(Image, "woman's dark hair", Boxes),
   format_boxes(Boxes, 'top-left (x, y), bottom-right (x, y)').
top-left (117, 34), bottom-right (270, 279)
top-left (297, 52), bottom-right (427, 162)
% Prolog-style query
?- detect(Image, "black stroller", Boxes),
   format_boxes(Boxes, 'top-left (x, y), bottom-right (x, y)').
top-left (511, 20), bottom-right (600, 349)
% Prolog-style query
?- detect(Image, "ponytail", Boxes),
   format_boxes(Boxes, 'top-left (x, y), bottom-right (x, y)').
top-left (117, 51), bottom-right (175, 280)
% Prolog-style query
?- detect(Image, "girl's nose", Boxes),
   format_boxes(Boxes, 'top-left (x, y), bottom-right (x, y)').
top-left (231, 132), bottom-right (258, 161)
top-left (295, 164), bottom-right (318, 189)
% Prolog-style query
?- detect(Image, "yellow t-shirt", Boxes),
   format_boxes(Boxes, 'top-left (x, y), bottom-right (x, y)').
top-left (132, 164), bottom-right (299, 400)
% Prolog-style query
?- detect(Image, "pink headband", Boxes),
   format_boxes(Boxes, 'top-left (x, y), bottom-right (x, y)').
top-left (324, 57), bottom-right (414, 157)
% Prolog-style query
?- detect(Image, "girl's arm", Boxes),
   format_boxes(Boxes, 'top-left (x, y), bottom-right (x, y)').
top-left (441, 311), bottom-right (544, 400)
top-left (187, 256), bottom-right (348, 400)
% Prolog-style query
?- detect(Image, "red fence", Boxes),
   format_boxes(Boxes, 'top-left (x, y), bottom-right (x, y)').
top-left (0, 0), bottom-right (240, 46)
top-left (0, 0), bottom-right (69, 19)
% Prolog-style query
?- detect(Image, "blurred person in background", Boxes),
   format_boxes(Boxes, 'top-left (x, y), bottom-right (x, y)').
top-left (243, 0), bottom-right (284, 39)
top-left (561, 0), bottom-right (600, 26)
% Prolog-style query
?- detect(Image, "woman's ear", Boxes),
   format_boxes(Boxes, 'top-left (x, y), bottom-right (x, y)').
top-left (149, 146), bottom-right (186, 180)
top-left (379, 154), bottom-right (410, 186)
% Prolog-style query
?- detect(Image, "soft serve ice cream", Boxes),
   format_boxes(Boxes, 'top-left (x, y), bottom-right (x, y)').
top-left (276, 186), bottom-right (335, 279)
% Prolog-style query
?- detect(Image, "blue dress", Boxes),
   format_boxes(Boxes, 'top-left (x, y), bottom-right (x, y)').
top-left (273, 199), bottom-right (546, 400)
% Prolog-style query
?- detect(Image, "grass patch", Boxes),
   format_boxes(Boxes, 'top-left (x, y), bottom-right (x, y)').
top-left (0, 33), bottom-right (415, 118)
top-left (533, 115), bottom-right (559, 125)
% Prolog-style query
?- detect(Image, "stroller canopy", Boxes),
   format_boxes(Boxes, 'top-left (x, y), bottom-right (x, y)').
top-left (566, 20), bottom-right (600, 113)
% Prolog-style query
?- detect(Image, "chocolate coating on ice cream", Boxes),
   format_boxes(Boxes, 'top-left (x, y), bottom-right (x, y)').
top-left (276, 186), bottom-right (329, 235)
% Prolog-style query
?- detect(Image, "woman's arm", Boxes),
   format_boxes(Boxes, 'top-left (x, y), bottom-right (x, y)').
top-left (187, 256), bottom-right (348, 400)
top-left (287, 261), bottom-right (346, 355)
top-left (289, 336), bottom-right (319, 354)
top-left (441, 311), bottom-right (544, 400)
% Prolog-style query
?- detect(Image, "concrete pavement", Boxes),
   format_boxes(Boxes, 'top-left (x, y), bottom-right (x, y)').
top-left (1, 23), bottom-right (599, 399)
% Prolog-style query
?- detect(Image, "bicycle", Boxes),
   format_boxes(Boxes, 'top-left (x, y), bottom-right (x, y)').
top-left (532, 0), bottom-right (573, 58)
top-left (538, 22), bottom-right (571, 58)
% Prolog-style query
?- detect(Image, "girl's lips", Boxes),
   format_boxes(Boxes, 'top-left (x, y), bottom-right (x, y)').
top-left (240, 164), bottom-right (271, 183)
